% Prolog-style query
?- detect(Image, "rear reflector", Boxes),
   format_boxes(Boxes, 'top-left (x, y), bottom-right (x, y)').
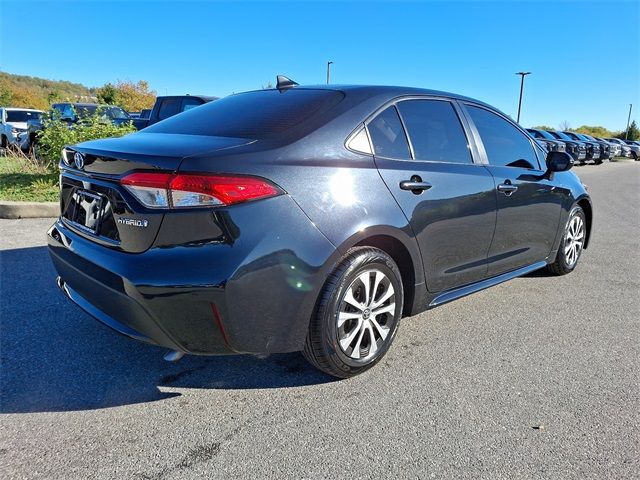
top-left (121, 172), bottom-right (282, 208)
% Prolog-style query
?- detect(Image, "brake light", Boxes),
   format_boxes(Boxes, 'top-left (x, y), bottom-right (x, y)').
top-left (121, 172), bottom-right (282, 208)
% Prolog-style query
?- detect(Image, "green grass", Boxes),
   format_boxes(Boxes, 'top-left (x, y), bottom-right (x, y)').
top-left (0, 156), bottom-right (59, 202)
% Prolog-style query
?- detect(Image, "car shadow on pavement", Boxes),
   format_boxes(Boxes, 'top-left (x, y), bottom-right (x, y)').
top-left (0, 246), bottom-right (334, 414)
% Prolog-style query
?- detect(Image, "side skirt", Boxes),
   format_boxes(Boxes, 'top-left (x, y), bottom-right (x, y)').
top-left (428, 261), bottom-right (548, 308)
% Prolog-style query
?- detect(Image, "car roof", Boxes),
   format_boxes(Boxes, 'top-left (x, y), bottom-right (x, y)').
top-left (157, 95), bottom-right (219, 101)
top-left (2, 107), bottom-right (43, 112)
top-left (255, 84), bottom-right (497, 109)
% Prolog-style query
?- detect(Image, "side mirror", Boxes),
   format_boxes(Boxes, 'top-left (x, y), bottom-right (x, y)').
top-left (546, 151), bottom-right (573, 173)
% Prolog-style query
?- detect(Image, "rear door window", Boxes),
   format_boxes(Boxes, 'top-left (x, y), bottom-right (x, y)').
top-left (466, 105), bottom-right (539, 169)
top-left (181, 98), bottom-right (202, 112)
top-left (367, 106), bottom-right (411, 160)
top-left (396, 99), bottom-right (471, 163)
top-left (157, 98), bottom-right (182, 120)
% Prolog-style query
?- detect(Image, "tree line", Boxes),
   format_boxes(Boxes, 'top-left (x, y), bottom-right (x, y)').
top-left (531, 122), bottom-right (639, 141)
top-left (0, 72), bottom-right (155, 112)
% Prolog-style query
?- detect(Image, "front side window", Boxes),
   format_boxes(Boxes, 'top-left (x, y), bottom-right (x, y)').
top-left (366, 106), bottom-right (411, 160)
top-left (466, 105), bottom-right (538, 169)
top-left (396, 100), bottom-right (471, 163)
top-left (527, 129), bottom-right (543, 139)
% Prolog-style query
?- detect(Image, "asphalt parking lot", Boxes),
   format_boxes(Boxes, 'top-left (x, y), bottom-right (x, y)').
top-left (1, 160), bottom-right (638, 479)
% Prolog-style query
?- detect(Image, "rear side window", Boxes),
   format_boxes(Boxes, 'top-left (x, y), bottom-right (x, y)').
top-left (367, 106), bottom-right (411, 160)
top-left (181, 98), bottom-right (202, 112)
top-left (466, 105), bottom-right (539, 169)
top-left (397, 100), bottom-right (471, 163)
top-left (157, 99), bottom-right (182, 120)
top-left (145, 89), bottom-right (344, 139)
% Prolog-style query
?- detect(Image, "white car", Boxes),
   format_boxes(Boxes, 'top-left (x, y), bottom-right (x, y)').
top-left (0, 107), bottom-right (43, 152)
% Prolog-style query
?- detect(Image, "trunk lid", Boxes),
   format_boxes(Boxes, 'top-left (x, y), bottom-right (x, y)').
top-left (60, 132), bottom-right (254, 253)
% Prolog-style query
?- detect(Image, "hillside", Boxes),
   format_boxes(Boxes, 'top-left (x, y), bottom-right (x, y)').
top-left (0, 72), bottom-right (96, 110)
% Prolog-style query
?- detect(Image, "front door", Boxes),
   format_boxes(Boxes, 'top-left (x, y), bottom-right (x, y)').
top-left (462, 104), bottom-right (563, 276)
top-left (368, 99), bottom-right (497, 293)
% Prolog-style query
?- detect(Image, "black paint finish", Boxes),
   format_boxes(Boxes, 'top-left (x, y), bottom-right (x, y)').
top-left (48, 85), bottom-right (592, 356)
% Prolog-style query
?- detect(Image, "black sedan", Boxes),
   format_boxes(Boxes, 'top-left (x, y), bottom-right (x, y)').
top-left (48, 81), bottom-right (592, 378)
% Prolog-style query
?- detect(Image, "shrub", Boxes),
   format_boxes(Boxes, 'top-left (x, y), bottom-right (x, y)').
top-left (36, 108), bottom-right (136, 169)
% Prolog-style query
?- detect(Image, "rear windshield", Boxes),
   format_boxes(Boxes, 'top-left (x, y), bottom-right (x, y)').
top-left (6, 110), bottom-right (41, 122)
top-left (144, 89), bottom-right (344, 139)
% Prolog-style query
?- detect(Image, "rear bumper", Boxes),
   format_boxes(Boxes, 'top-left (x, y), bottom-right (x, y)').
top-left (47, 195), bottom-right (338, 355)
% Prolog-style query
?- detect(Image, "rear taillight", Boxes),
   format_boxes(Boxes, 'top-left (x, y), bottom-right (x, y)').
top-left (121, 172), bottom-right (282, 209)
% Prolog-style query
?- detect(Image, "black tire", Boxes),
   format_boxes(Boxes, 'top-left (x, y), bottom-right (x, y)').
top-left (547, 205), bottom-right (586, 276)
top-left (0, 135), bottom-right (7, 156)
top-left (303, 247), bottom-right (403, 378)
top-left (594, 159), bottom-right (603, 165)
top-left (633, 152), bottom-right (639, 161)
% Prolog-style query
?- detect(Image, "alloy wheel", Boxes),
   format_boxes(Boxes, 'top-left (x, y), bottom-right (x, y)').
top-left (337, 269), bottom-right (396, 361)
top-left (564, 214), bottom-right (585, 267)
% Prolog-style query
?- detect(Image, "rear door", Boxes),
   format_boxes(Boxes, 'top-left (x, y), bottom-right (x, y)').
top-left (368, 98), bottom-right (497, 293)
top-left (461, 103), bottom-right (563, 276)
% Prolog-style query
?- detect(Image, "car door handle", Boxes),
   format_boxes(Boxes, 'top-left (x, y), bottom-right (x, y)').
top-left (497, 183), bottom-right (518, 196)
top-left (400, 177), bottom-right (432, 193)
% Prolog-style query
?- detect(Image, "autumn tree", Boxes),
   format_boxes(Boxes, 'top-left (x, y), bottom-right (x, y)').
top-left (96, 82), bottom-right (118, 105)
top-left (95, 80), bottom-right (156, 112)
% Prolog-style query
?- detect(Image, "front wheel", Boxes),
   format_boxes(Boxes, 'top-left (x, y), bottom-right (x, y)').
top-left (547, 205), bottom-right (586, 276)
top-left (303, 247), bottom-right (403, 378)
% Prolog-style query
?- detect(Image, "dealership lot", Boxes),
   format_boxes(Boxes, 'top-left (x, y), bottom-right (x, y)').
top-left (1, 161), bottom-right (638, 479)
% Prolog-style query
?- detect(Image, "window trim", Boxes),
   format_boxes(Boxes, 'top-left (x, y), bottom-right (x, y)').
top-left (460, 101), bottom-right (544, 171)
top-left (360, 95), bottom-right (483, 166)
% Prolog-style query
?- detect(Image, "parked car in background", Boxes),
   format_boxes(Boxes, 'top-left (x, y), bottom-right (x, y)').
top-left (606, 138), bottom-right (635, 159)
top-left (562, 131), bottom-right (602, 164)
top-left (49, 82), bottom-right (592, 378)
top-left (622, 140), bottom-right (640, 160)
top-left (27, 103), bottom-right (131, 148)
top-left (132, 95), bottom-right (217, 130)
top-left (593, 137), bottom-right (621, 158)
top-left (0, 107), bottom-right (43, 152)
top-left (580, 133), bottom-right (614, 162)
top-left (526, 128), bottom-right (566, 153)
top-left (540, 130), bottom-right (587, 163)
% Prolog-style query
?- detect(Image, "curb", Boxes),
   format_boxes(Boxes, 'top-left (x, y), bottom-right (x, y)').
top-left (0, 201), bottom-right (59, 219)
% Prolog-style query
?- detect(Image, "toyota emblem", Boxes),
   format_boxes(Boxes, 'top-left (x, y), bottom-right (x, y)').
top-left (74, 152), bottom-right (85, 169)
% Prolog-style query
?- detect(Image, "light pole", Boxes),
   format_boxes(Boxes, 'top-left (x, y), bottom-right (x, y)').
top-left (625, 103), bottom-right (633, 139)
top-left (326, 61), bottom-right (333, 84)
top-left (515, 71), bottom-right (531, 124)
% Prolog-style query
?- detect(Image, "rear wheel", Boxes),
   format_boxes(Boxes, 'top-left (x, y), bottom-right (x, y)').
top-left (303, 247), bottom-right (403, 378)
top-left (547, 205), bottom-right (586, 276)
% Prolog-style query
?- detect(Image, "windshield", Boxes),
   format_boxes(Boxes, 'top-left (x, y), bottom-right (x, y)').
top-left (52, 104), bottom-right (129, 120)
top-left (6, 110), bottom-right (42, 122)
top-left (144, 89), bottom-right (345, 139)
top-left (537, 130), bottom-right (555, 140)
top-left (550, 131), bottom-right (571, 141)
top-left (101, 106), bottom-right (130, 119)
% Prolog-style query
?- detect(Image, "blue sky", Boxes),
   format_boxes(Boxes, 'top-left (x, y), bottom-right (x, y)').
top-left (2, 0), bottom-right (638, 130)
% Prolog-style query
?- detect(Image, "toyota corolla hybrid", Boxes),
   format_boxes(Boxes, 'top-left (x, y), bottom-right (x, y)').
top-left (48, 80), bottom-right (593, 378)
